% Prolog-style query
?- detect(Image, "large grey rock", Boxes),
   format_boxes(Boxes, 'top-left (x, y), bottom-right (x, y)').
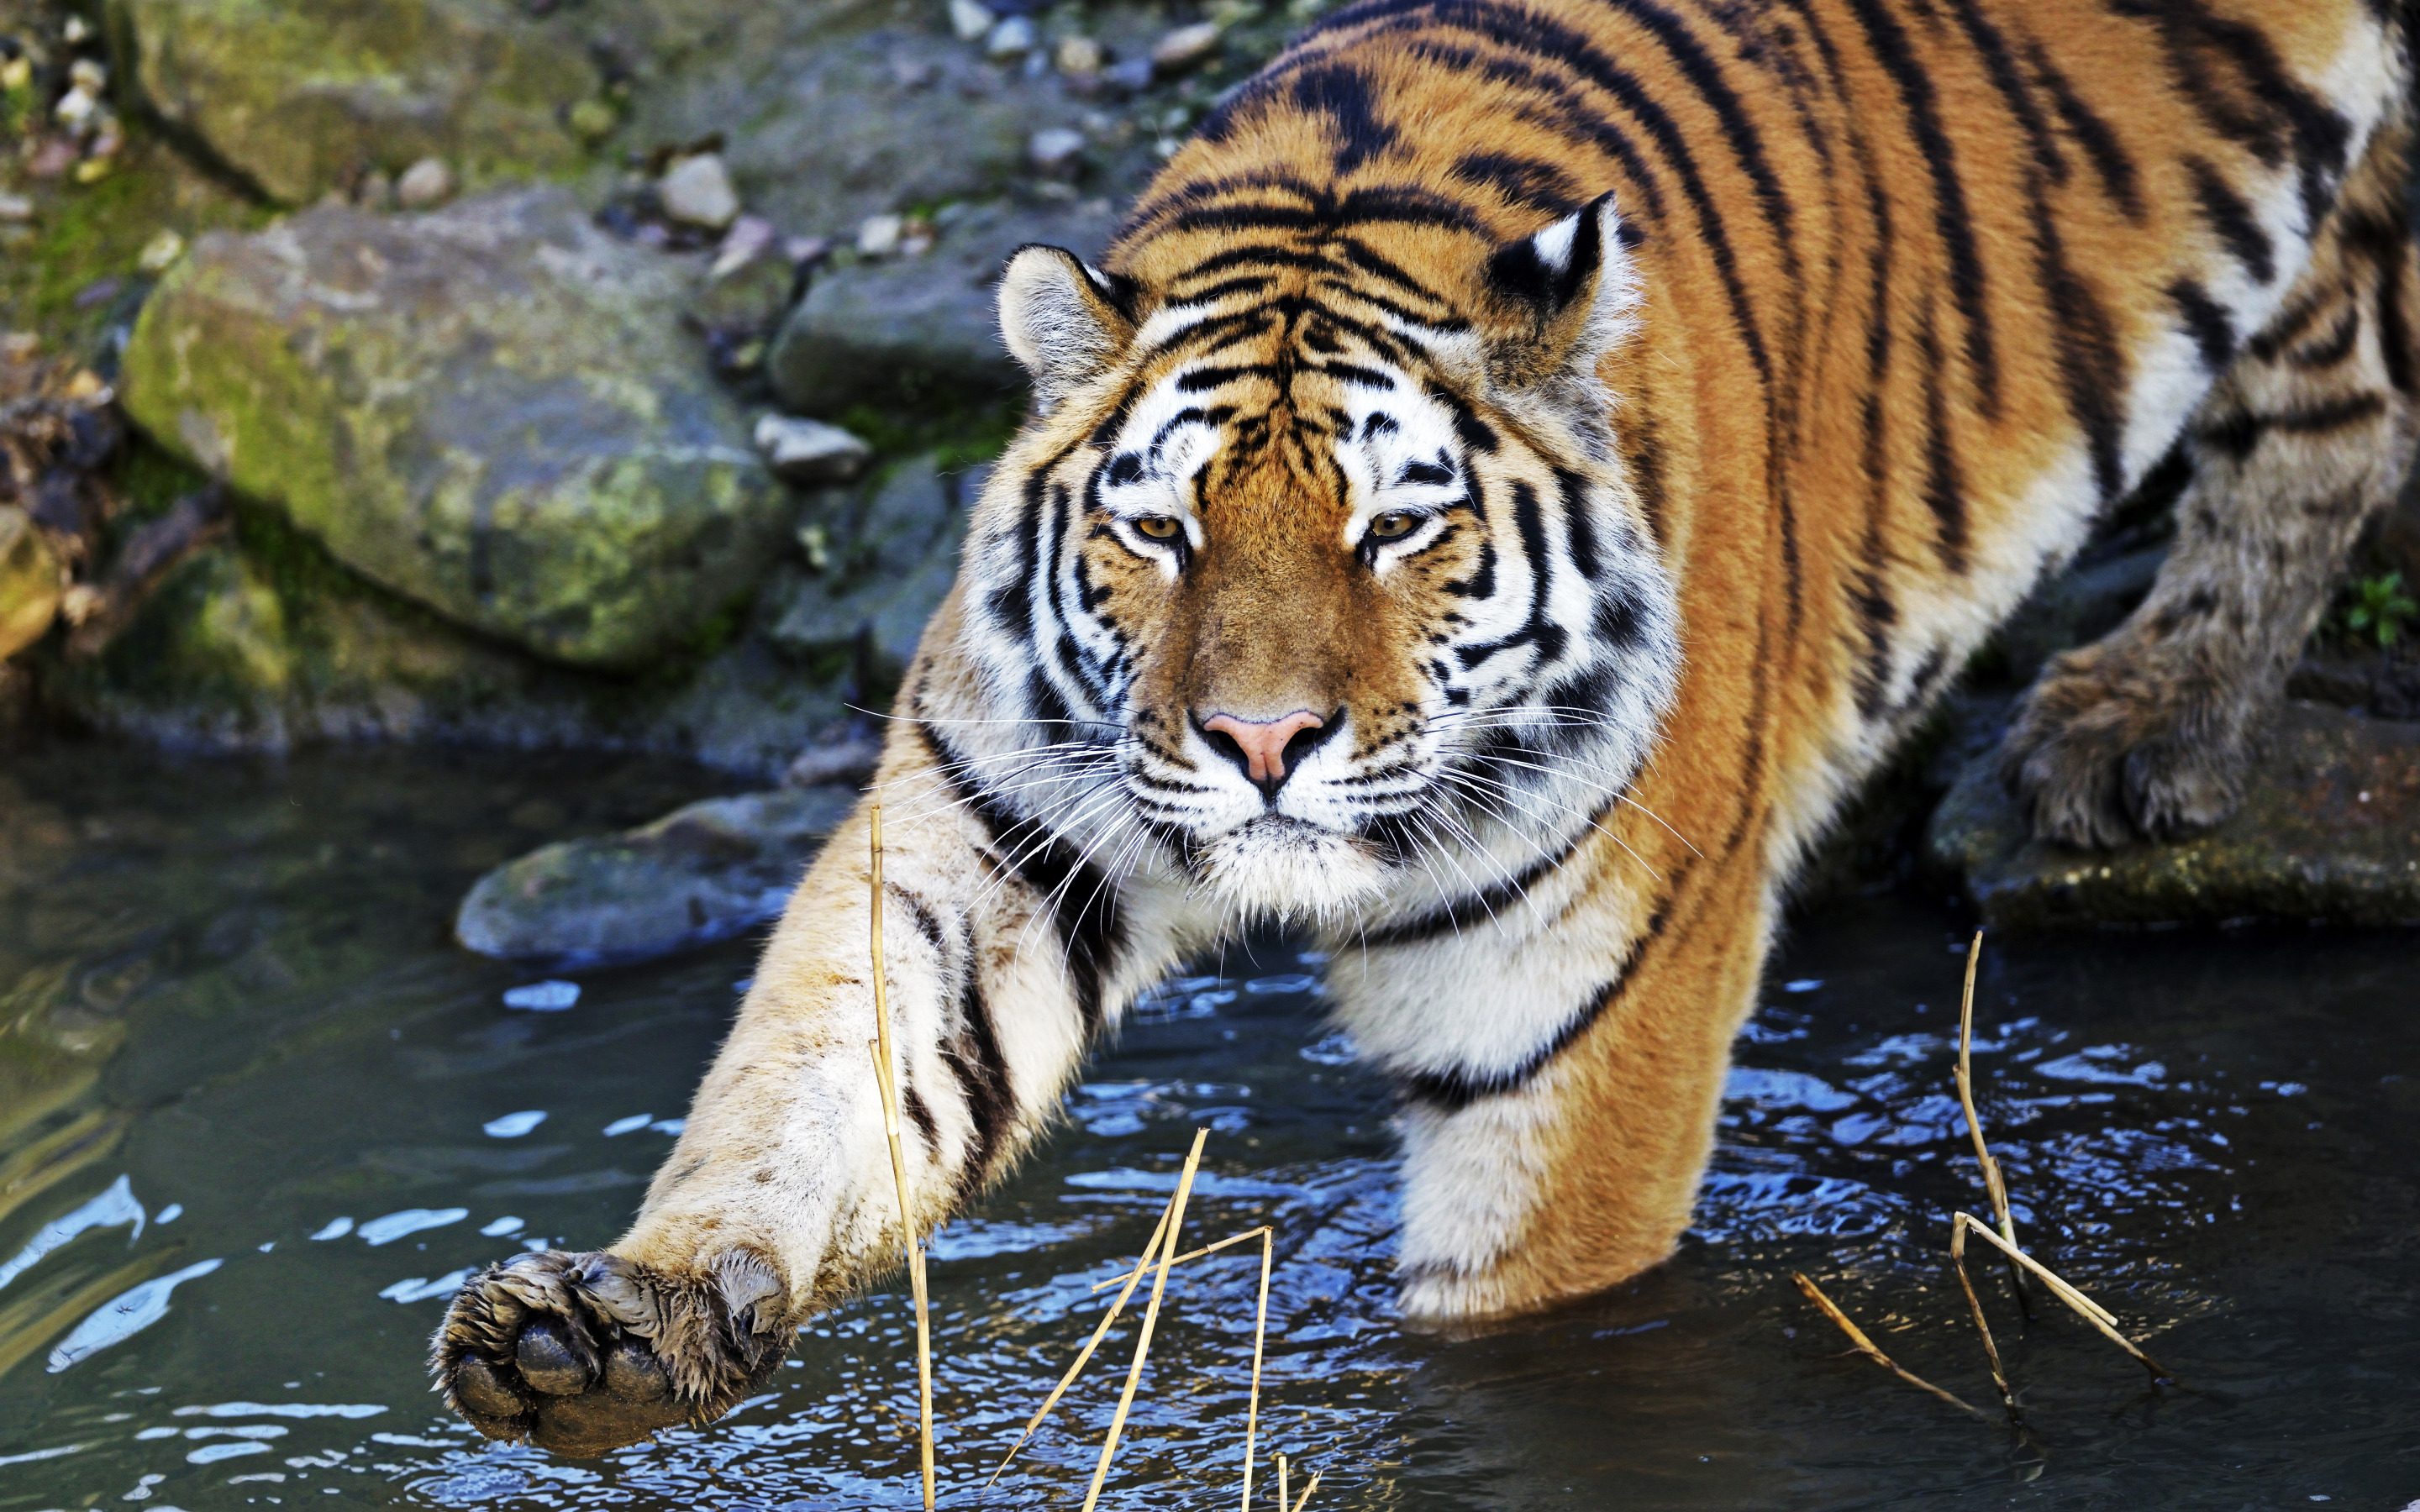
top-left (106, 0), bottom-right (598, 205)
top-left (768, 201), bottom-right (1116, 415)
top-left (1927, 701), bottom-right (2420, 927)
top-left (1994, 544), bottom-right (2164, 684)
top-left (118, 186), bottom-right (790, 670)
top-left (768, 454), bottom-right (983, 676)
top-left (455, 783), bottom-right (857, 967)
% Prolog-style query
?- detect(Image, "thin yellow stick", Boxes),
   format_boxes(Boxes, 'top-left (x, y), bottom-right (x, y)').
top-left (868, 806), bottom-right (935, 1511)
top-left (1241, 1226), bottom-right (1271, 1511)
top-left (1953, 1214), bottom-right (2174, 1381)
top-left (986, 1194), bottom-right (1178, 1486)
top-left (1947, 1215), bottom-right (2021, 1423)
top-left (1290, 1468), bottom-right (1323, 1510)
top-left (1092, 1226), bottom-right (1274, 1292)
top-left (1791, 1272), bottom-right (1984, 1417)
top-left (1953, 929), bottom-right (2028, 1310)
top-left (1082, 1127), bottom-right (1210, 1512)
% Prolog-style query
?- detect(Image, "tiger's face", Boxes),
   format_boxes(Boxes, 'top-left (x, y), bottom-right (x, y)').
top-left (945, 199), bottom-right (1680, 923)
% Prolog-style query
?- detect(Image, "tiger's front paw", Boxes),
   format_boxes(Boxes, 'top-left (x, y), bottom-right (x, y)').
top-left (1998, 641), bottom-right (2249, 848)
top-left (430, 1248), bottom-right (792, 1457)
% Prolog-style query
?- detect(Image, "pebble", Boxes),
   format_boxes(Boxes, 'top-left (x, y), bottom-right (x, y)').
top-left (659, 151), bottom-right (739, 229)
top-left (986, 15), bottom-right (1038, 59)
top-left (353, 169), bottom-right (393, 208)
top-left (711, 213), bottom-right (776, 279)
top-left (755, 414), bottom-right (874, 485)
top-left (53, 83), bottom-right (98, 128)
top-left (567, 97), bottom-right (618, 144)
top-left (136, 229), bottom-right (186, 274)
top-left (0, 193), bottom-right (33, 223)
top-left (1102, 56), bottom-right (1157, 94)
top-left (1029, 127), bottom-right (1086, 177)
top-left (856, 213), bottom-right (904, 258)
top-left (948, 0), bottom-right (995, 42)
top-left (1055, 34), bottom-right (1104, 76)
top-left (1151, 21), bottom-right (1223, 74)
top-left (395, 157), bottom-right (456, 210)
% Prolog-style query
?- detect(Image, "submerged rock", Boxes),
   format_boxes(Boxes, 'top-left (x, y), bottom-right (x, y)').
top-left (1928, 701), bottom-right (2420, 927)
top-left (106, 0), bottom-right (598, 205)
top-left (455, 783), bottom-right (857, 967)
top-left (118, 186), bottom-right (788, 669)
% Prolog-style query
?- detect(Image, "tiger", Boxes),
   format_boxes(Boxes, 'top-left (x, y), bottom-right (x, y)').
top-left (434, 0), bottom-right (2420, 1456)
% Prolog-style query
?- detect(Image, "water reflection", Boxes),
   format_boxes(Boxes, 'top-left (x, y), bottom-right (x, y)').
top-left (0, 739), bottom-right (2415, 1509)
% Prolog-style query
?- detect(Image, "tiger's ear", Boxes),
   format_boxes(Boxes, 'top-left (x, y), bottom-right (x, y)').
top-left (1481, 192), bottom-right (1639, 391)
top-left (998, 244), bottom-right (1141, 410)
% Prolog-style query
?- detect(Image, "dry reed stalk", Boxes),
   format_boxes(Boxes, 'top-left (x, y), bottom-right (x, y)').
top-left (1080, 1126), bottom-right (1211, 1512)
top-left (1090, 1225), bottom-right (1275, 1293)
top-left (1945, 1216), bottom-right (2021, 1424)
top-left (1291, 1468), bottom-right (1323, 1510)
top-left (867, 805), bottom-right (936, 1511)
top-left (1953, 930), bottom-right (2028, 1312)
top-left (985, 1194), bottom-right (1180, 1486)
top-left (1278, 1452), bottom-right (1288, 1510)
top-left (1951, 1213), bottom-right (2175, 1383)
top-left (1242, 1226), bottom-right (1271, 1512)
top-left (1790, 1272), bottom-right (1984, 1417)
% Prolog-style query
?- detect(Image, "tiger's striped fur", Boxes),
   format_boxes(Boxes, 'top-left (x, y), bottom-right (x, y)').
top-left (437, 0), bottom-right (2419, 1453)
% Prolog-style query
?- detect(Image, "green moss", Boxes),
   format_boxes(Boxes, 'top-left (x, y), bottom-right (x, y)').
top-left (834, 393), bottom-right (1021, 471)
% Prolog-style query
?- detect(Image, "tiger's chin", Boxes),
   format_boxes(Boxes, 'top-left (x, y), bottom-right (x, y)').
top-left (1191, 816), bottom-right (1386, 922)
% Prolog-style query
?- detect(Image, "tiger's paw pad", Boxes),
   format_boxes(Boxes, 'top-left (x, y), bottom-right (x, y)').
top-left (430, 1248), bottom-right (792, 1458)
top-left (1998, 645), bottom-right (2248, 849)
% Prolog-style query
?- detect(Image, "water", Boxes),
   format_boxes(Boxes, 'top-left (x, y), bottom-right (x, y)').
top-left (3, 740), bottom-right (2417, 1511)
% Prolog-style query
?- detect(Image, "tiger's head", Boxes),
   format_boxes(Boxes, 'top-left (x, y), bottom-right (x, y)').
top-left (939, 195), bottom-right (1681, 924)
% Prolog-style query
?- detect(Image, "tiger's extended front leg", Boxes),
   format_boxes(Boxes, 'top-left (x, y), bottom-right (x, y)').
top-left (432, 660), bottom-right (1173, 1456)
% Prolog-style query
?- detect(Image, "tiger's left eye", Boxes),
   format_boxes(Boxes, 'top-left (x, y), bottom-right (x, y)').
top-left (1369, 511), bottom-right (1418, 540)
top-left (1134, 515), bottom-right (1182, 540)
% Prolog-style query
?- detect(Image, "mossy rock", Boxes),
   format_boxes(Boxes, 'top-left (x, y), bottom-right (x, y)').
top-left (106, 0), bottom-right (598, 205)
top-left (1927, 701), bottom-right (2420, 927)
top-left (117, 186), bottom-right (789, 669)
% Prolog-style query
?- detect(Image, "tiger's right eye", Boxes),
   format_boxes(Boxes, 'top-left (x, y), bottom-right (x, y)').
top-left (1134, 516), bottom-right (1182, 540)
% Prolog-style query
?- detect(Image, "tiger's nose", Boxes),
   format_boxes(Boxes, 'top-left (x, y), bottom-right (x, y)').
top-left (1200, 710), bottom-right (1328, 796)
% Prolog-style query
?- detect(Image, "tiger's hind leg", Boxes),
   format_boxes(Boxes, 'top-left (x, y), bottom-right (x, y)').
top-left (2002, 127), bottom-right (2420, 848)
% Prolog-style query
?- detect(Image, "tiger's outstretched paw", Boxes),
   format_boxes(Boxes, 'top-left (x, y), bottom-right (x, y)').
top-left (431, 1248), bottom-right (793, 1457)
top-left (1999, 641), bottom-right (2249, 849)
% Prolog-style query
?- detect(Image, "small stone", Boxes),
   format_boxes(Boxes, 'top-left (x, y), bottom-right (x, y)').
top-left (1055, 34), bottom-right (1104, 76)
top-left (711, 214), bottom-right (776, 278)
top-left (67, 58), bottom-right (105, 92)
top-left (53, 84), bottom-right (97, 128)
top-left (0, 505), bottom-right (63, 662)
top-left (659, 151), bottom-right (739, 229)
top-left (783, 234), bottom-right (833, 269)
top-left (1101, 56), bottom-right (1156, 94)
top-left (354, 169), bottom-right (393, 209)
top-left (136, 229), bottom-right (186, 275)
top-left (61, 13), bottom-right (92, 43)
top-left (0, 332), bottom-right (38, 364)
top-left (1028, 127), bottom-right (1086, 177)
top-left (395, 157), bottom-right (456, 209)
top-left (948, 0), bottom-right (995, 42)
top-left (856, 213), bottom-right (904, 258)
top-left (986, 15), bottom-right (1037, 58)
top-left (1150, 22), bottom-right (1223, 75)
top-left (0, 194), bottom-right (32, 223)
top-left (753, 413), bottom-right (871, 486)
top-left (27, 138), bottom-right (76, 178)
top-left (567, 97), bottom-right (618, 144)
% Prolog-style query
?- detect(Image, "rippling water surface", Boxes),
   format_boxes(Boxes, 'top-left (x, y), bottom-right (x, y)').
top-left (3, 741), bottom-right (2417, 1511)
